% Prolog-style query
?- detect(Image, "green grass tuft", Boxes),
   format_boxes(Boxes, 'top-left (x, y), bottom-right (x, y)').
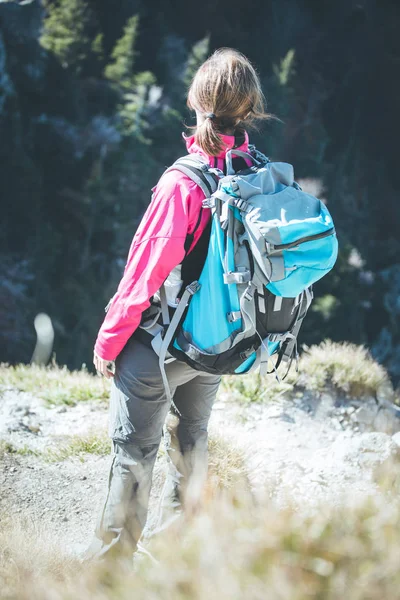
top-left (0, 362), bottom-right (111, 407)
top-left (44, 431), bottom-right (111, 462)
top-left (0, 440), bottom-right (17, 458)
top-left (0, 432), bottom-right (110, 463)
top-left (222, 370), bottom-right (295, 405)
top-left (0, 440), bottom-right (42, 459)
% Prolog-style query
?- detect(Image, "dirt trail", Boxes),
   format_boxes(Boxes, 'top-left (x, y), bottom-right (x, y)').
top-left (1, 385), bottom-right (399, 556)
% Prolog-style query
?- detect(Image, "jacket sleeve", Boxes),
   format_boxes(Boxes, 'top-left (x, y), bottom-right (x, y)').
top-left (94, 171), bottom-right (198, 361)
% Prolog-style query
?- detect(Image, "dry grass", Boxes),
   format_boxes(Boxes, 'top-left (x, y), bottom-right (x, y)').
top-left (222, 340), bottom-right (393, 404)
top-left (0, 515), bottom-right (80, 599)
top-left (208, 434), bottom-right (249, 491)
top-left (0, 362), bottom-right (110, 406)
top-left (2, 474), bottom-right (400, 599)
top-left (0, 341), bottom-right (392, 410)
top-left (299, 340), bottom-right (389, 398)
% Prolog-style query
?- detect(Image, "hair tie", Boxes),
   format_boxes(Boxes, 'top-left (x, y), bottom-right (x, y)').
top-left (205, 112), bottom-right (216, 120)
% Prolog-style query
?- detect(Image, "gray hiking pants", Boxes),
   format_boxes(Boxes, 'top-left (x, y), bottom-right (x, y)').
top-left (88, 334), bottom-right (220, 559)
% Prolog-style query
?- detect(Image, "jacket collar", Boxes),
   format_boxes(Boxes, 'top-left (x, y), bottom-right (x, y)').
top-left (183, 130), bottom-right (249, 163)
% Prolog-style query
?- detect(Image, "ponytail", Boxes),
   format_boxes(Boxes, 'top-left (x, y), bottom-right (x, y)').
top-left (187, 48), bottom-right (273, 157)
top-left (195, 116), bottom-right (226, 157)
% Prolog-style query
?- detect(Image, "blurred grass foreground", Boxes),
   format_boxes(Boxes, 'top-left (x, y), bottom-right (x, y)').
top-left (1, 340), bottom-right (400, 599)
top-left (2, 480), bottom-right (400, 599)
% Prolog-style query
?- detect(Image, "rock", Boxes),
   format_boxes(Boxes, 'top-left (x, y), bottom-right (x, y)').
top-left (354, 402), bottom-right (379, 426)
top-left (376, 380), bottom-right (395, 404)
top-left (28, 424), bottom-right (40, 434)
top-left (313, 393), bottom-right (336, 419)
top-left (280, 413), bottom-right (295, 424)
top-left (328, 432), bottom-right (398, 469)
top-left (374, 408), bottom-right (400, 435)
top-left (392, 432), bottom-right (400, 447)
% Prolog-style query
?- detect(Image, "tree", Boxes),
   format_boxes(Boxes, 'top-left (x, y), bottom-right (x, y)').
top-left (184, 35), bottom-right (209, 87)
top-left (40, 0), bottom-right (101, 75)
top-left (104, 15), bottom-right (138, 89)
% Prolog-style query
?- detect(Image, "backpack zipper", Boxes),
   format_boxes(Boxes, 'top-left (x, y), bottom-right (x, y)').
top-left (269, 227), bottom-right (335, 253)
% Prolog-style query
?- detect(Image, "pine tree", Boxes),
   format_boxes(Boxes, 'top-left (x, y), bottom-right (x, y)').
top-left (104, 15), bottom-right (138, 89)
top-left (273, 49), bottom-right (296, 87)
top-left (119, 71), bottom-right (157, 139)
top-left (40, 0), bottom-right (97, 75)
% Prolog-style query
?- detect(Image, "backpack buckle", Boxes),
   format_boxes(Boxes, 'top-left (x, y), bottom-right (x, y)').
top-left (209, 167), bottom-right (224, 178)
top-left (227, 311), bottom-right (242, 323)
top-left (223, 270), bottom-right (251, 285)
top-left (265, 241), bottom-right (275, 254)
top-left (268, 332), bottom-right (288, 343)
top-left (244, 282), bottom-right (256, 301)
top-left (240, 346), bottom-right (255, 360)
top-left (186, 281), bottom-right (201, 295)
top-left (202, 197), bottom-right (215, 208)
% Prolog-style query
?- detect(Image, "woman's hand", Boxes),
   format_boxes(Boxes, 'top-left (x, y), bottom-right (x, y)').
top-left (93, 350), bottom-right (115, 379)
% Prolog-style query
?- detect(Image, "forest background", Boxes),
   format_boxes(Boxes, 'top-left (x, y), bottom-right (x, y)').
top-left (1, 0), bottom-right (399, 382)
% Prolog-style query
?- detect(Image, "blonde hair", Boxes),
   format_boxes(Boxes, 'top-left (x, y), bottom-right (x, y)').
top-left (187, 48), bottom-right (272, 156)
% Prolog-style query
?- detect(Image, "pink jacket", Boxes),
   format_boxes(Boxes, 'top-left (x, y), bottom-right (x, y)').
top-left (94, 131), bottom-right (250, 361)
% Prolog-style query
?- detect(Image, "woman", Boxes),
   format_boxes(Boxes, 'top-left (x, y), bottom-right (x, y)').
top-left (89, 48), bottom-right (271, 559)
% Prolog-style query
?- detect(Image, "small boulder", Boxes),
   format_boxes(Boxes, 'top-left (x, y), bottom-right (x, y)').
top-left (329, 432), bottom-right (398, 469)
top-left (374, 407), bottom-right (400, 435)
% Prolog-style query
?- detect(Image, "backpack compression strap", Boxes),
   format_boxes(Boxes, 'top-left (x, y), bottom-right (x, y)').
top-left (259, 286), bottom-right (314, 379)
top-left (278, 286), bottom-right (314, 370)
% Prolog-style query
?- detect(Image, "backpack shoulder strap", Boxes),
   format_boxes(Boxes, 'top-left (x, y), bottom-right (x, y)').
top-left (165, 155), bottom-right (220, 198)
top-left (155, 156), bottom-right (219, 406)
top-left (165, 155), bottom-right (220, 255)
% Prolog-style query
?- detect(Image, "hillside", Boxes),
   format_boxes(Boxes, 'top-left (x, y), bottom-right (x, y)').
top-left (1, 341), bottom-right (400, 598)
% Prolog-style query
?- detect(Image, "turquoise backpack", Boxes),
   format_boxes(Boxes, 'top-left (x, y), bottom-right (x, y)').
top-left (139, 146), bottom-right (338, 399)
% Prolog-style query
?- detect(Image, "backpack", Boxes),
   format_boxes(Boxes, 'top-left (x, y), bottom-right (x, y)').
top-left (139, 146), bottom-right (338, 400)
